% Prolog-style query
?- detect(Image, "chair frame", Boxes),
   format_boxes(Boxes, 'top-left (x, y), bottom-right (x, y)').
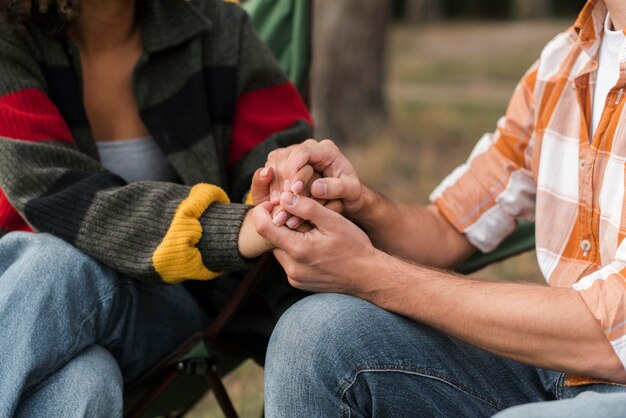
top-left (125, 254), bottom-right (273, 418)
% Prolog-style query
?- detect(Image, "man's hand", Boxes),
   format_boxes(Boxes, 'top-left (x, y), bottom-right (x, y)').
top-left (252, 192), bottom-right (383, 295)
top-left (266, 139), bottom-right (366, 221)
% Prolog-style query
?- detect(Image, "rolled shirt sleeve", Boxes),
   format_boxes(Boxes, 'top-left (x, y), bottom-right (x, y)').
top-left (430, 63), bottom-right (539, 253)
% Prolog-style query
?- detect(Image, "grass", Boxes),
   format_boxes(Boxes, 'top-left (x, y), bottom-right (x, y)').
top-left (187, 18), bottom-right (567, 417)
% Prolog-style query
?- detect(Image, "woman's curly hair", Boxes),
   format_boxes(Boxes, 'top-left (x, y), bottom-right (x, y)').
top-left (0, 0), bottom-right (79, 34)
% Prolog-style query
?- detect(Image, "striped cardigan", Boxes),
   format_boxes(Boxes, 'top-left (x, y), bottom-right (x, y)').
top-left (0, 0), bottom-right (313, 284)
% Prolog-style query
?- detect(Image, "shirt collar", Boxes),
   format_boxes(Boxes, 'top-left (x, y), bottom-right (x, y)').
top-left (138, 0), bottom-right (212, 54)
top-left (574, 0), bottom-right (608, 57)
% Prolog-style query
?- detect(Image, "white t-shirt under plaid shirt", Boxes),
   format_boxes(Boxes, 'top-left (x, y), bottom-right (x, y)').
top-left (430, 0), bottom-right (626, 379)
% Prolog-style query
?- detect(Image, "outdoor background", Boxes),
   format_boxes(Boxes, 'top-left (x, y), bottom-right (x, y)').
top-left (190, 0), bottom-right (586, 416)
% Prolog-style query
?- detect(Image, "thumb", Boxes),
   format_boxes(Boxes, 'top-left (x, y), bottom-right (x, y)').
top-left (250, 166), bottom-right (274, 204)
top-left (279, 192), bottom-right (339, 231)
top-left (311, 177), bottom-right (361, 202)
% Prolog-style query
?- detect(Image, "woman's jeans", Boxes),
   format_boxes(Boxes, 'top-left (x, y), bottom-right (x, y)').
top-left (0, 232), bottom-right (210, 418)
top-left (265, 293), bottom-right (626, 417)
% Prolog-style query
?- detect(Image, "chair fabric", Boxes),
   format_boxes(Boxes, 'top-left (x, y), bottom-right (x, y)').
top-left (243, 0), bottom-right (311, 92)
top-left (458, 221), bottom-right (535, 274)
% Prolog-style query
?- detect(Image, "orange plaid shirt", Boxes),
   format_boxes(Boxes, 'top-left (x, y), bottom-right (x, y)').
top-left (431, 0), bottom-right (626, 372)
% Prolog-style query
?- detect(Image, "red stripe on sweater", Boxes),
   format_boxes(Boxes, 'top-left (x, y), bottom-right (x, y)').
top-left (0, 88), bottom-right (74, 143)
top-left (0, 190), bottom-right (33, 233)
top-left (229, 82), bottom-right (312, 167)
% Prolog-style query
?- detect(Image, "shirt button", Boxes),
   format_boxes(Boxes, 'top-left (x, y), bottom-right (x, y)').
top-left (579, 160), bottom-right (585, 169)
top-left (580, 239), bottom-right (592, 255)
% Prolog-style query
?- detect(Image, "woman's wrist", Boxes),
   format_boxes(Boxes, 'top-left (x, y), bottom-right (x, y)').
top-left (238, 210), bottom-right (273, 259)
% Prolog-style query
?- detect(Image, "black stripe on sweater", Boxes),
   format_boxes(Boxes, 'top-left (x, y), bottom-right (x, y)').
top-left (24, 170), bottom-right (125, 244)
top-left (38, 64), bottom-right (90, 130)
top-left (141, 66), bottom-right (237, 154)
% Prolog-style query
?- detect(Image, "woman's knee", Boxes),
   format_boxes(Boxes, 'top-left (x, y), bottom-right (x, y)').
top-left (0, 232), bottom-right (119, 299)
top-left (17, 345), bottom-right (123, 418)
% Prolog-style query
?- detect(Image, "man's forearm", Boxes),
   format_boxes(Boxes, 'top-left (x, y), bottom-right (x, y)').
top-left (361, 253), bottom-right (626, 383)
top-left (351, 187), bottom-right (475, 268)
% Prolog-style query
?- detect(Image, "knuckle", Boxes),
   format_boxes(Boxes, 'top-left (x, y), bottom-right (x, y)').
top-left (287, 275), bottom-right (300, 288)
top-left (302, 201), bottom-right (316, 218)
top-left (255, 221), bottom-right (269, 236)
top-left (284, 262), bottom-right (299, 279)
top-left (333, 179), bottom-right (344, 194)
top-left (321, 139), bottom-right (337, 150)
top-left (290, 244), bottom-right (308, 262)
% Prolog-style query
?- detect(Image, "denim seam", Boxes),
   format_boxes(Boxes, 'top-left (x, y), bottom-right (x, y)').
top-left (338, 366), bottom-right (507, 416)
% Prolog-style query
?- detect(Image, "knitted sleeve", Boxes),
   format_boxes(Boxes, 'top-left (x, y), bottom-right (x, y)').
top-left (0, 29), bottom-right (250, 284)
top-left (225, 4), bottom-right (313, 201)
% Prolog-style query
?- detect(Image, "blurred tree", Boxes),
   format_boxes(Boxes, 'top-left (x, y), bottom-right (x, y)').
top-left (311, 0), bottom-right (389, 143)
top-left (404, 0), bottom-right (443, 24)
top-left (392, 0), bottom-right (584, 21)
top-left (512, 0), bottom-right (551, 19)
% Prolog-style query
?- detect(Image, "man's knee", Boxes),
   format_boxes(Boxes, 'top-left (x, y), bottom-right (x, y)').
top-left (267, 293), bottom-right (404, 384)
top-left (270, 293), bottom-right (378, 354)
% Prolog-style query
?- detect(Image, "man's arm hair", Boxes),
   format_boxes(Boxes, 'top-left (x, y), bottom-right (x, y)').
top-left (351, 186), bottom-right (476, 269)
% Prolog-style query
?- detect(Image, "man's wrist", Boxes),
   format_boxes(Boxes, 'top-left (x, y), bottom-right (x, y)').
top-left (349, 186), bottom-right (389, 232)
top-left (353, 249), bottom-right (413, 304)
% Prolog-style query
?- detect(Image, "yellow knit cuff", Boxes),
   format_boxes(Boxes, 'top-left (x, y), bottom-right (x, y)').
top-left (152, 184), bottom-right (229, 283)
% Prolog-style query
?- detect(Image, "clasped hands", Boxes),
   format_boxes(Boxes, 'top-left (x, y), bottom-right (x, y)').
top-left (240, 139), bottom-right (380, 295)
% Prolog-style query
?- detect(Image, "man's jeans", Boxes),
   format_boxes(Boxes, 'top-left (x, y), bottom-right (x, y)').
top-left (0, 232), bottom-right (210, 418)
top-left (265, 293), bottom-right (626, 417)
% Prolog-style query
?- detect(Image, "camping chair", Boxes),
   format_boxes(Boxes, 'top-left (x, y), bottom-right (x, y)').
top-left (458, 221), bottom-right (535, 274)
top-left (122, 1), bottom-right (312, 417)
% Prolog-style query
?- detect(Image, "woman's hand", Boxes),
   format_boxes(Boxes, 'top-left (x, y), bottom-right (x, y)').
top-left (266, 139), bottom-right (366, 220)
top-left (250, 166), bottom-right (274, 205)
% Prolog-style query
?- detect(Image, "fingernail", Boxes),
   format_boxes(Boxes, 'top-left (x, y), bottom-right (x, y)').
top-left (312, 181), bottom-right (327, 197)
top-left (272, 210), bottom-right (288, 226)
top-left (281, 192), bottom-right (298, 207)
top-left (284, 179), bottom-right (291, 191)
top-left (271, 190), bottom-right (280, 203)
top-left (286, 216), bottom-right (300, 229)
top-left (260, 167), bottom-right (270, 178)
top-left (291, 180), bottom-right (304, 194)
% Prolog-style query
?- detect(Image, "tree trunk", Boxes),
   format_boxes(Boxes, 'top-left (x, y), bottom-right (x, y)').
top-left (404, 0), bottom-right (444, 24)
top-left (512, 0), bottom-right (551, 19)
top-left (311, 0), bottom-right (390, 144)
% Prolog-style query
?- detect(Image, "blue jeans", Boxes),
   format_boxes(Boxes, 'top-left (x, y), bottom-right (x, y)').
top-left (265, 293), bottom-right (626, 417)
top-left (0, 232), bottom-right (210, 418)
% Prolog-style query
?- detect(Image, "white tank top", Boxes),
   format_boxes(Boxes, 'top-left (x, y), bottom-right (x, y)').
top-left (96, 137), bottom-right (179, 183)
top-left (592, 13), bottom-right (626, 138)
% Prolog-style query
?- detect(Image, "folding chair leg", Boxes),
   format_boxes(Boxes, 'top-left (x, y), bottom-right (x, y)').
top-left (126, 368), bottom-right (180, 418)
top-left (206, 365), bottom-right (239, 418)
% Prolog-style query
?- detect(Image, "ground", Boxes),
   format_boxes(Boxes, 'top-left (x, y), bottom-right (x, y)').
top-left (188, 18), bottom-right (569, 417)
